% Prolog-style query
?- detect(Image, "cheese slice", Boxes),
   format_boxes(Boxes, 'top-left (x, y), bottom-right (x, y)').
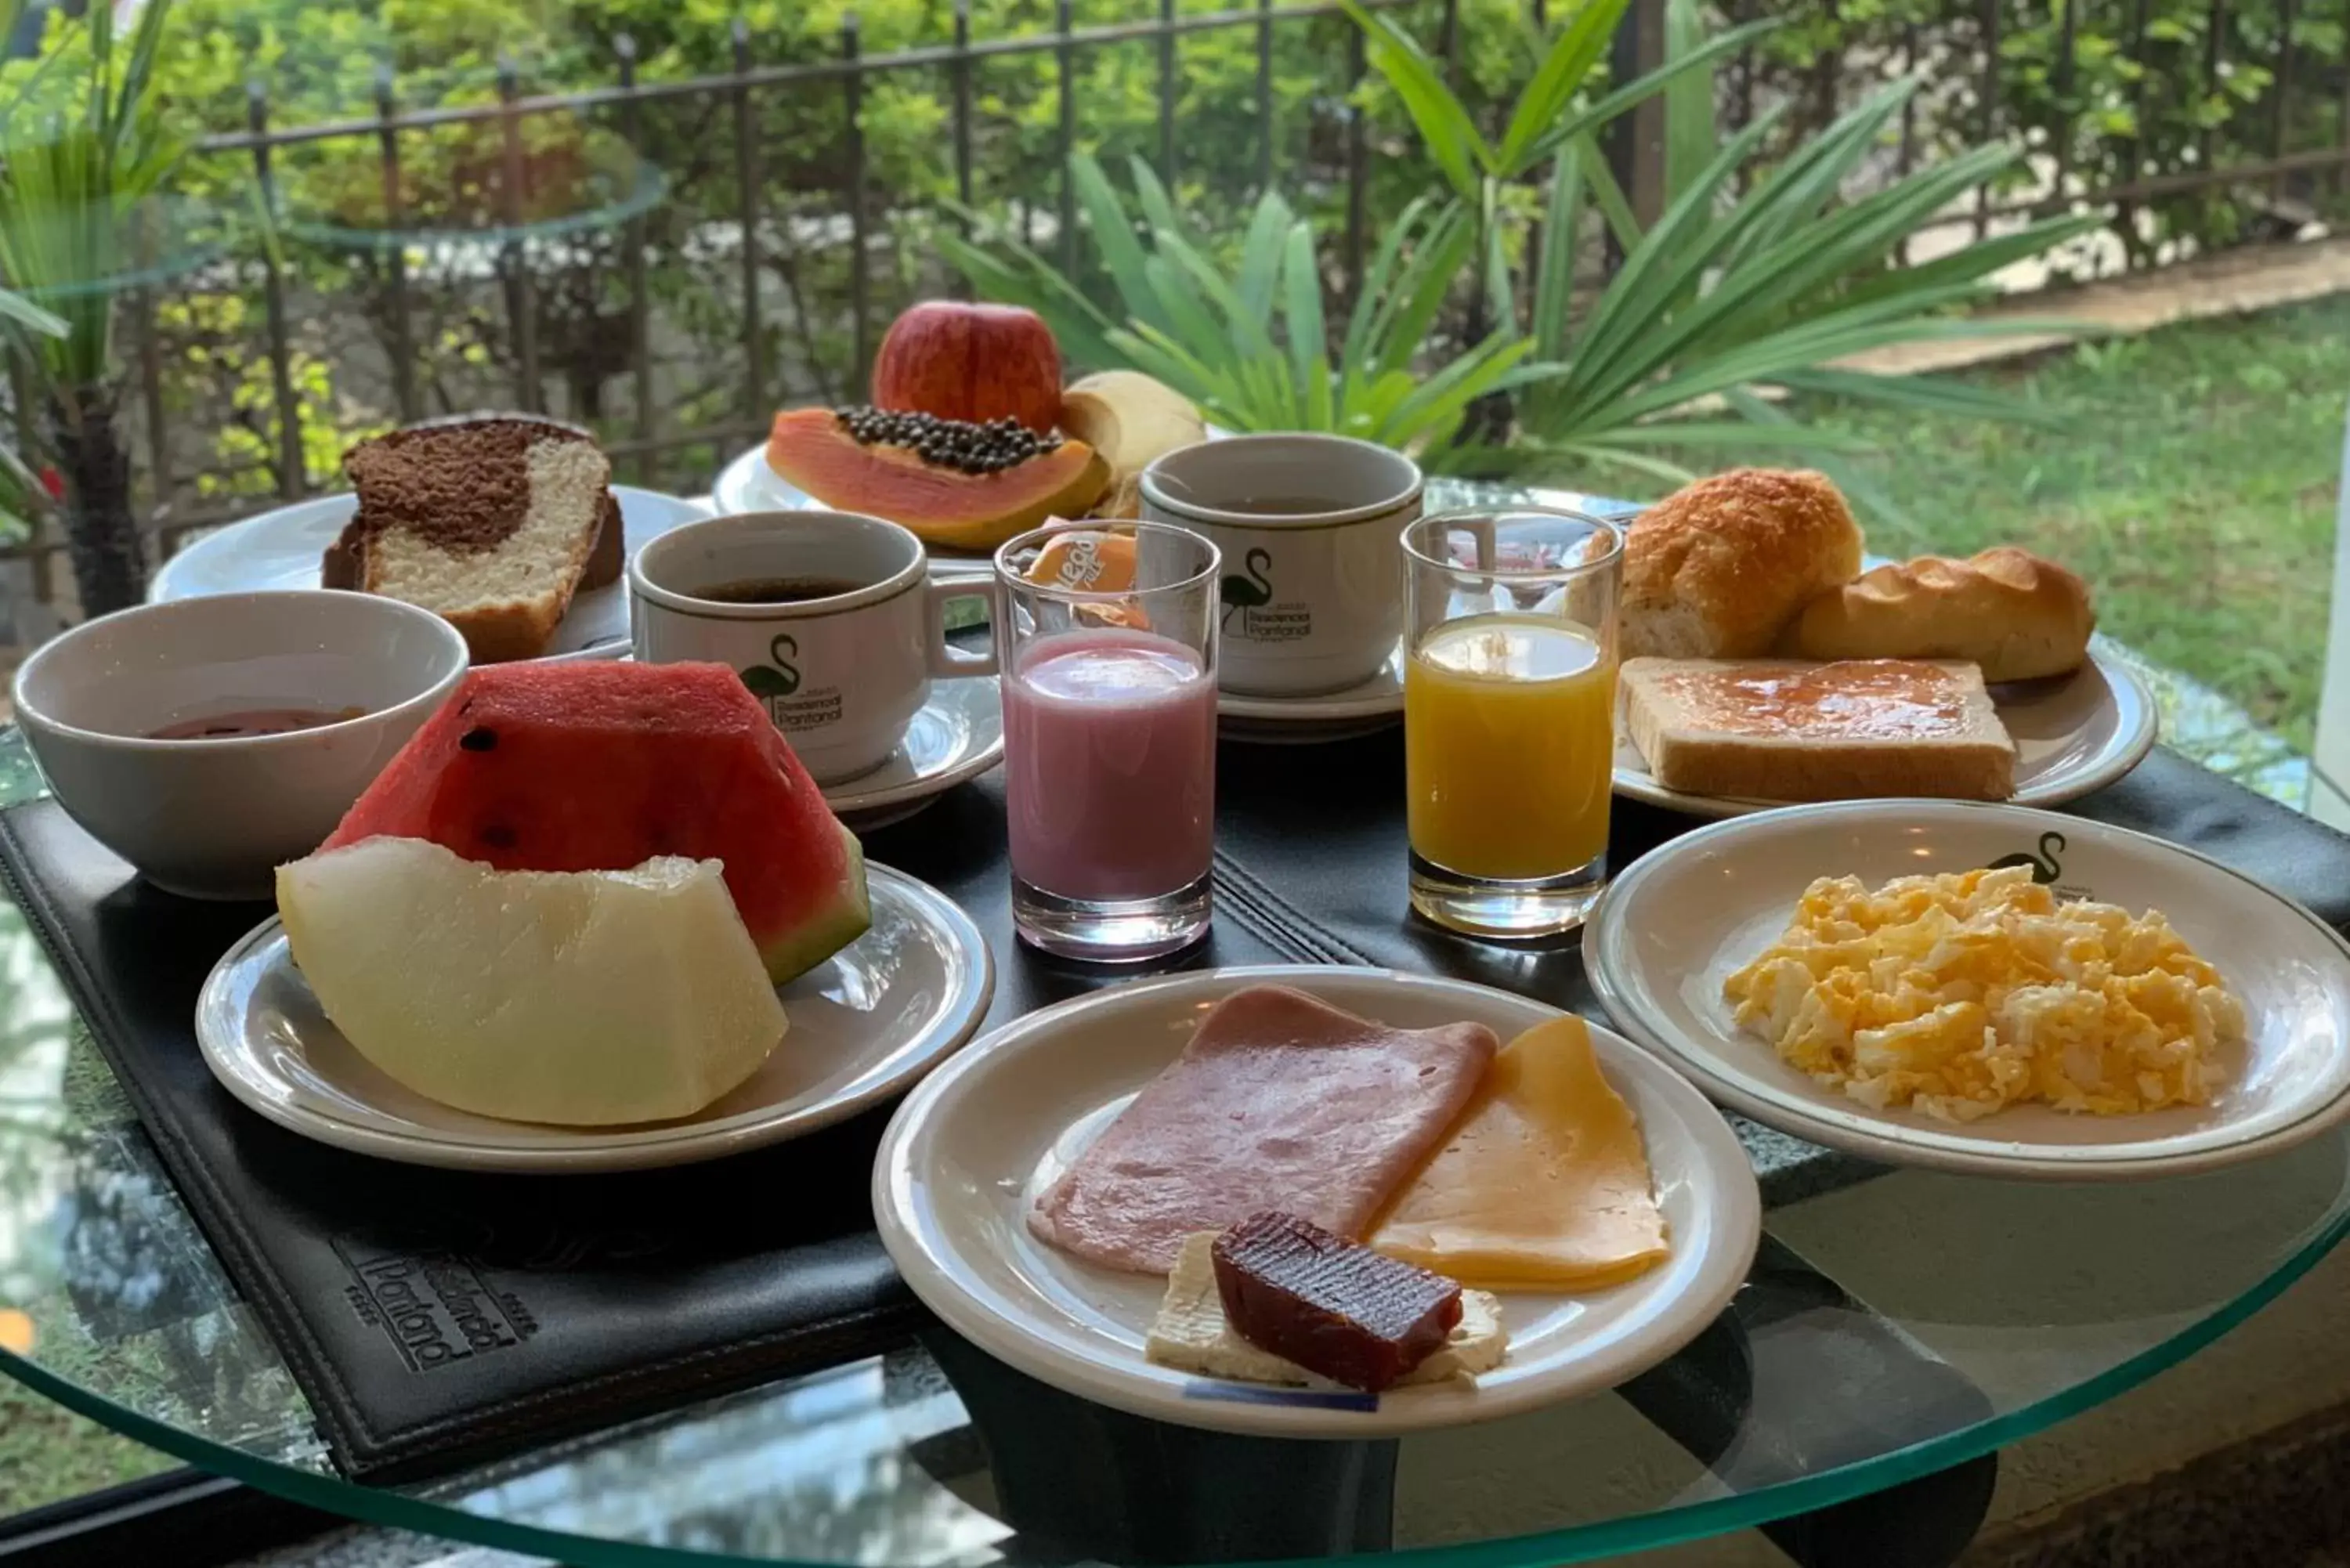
top-left (1370, 1015), bottom-right (1670, 1291)
top-left (1144, 1231), bottom-right (1507, 1387)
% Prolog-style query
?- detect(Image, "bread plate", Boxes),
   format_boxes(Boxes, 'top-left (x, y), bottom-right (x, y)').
top-left (1611, 644), bottom-right (2157, 819)
top-left (872, 965), bottom-right (1760, 1437)
top-left (150, 487), bottom-right (710, 662)
top-left (196, 862), bottom-right (992, 1172)
top-left (1586, 800), bottom-right (2350, 1179)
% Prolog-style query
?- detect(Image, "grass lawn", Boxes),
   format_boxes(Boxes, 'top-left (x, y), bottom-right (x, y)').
top-left (1625, 294), bottom-right (2346, 758)
top-left (0, 1376), bottom-right (172, 1516)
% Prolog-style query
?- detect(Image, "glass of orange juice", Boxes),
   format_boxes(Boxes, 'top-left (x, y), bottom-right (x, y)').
top-left (1401, 508), bottom-right (1624, 939)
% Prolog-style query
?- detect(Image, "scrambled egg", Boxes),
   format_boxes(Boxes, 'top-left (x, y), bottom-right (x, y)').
top-left (1723, 865), bottom-right (2243, 1123)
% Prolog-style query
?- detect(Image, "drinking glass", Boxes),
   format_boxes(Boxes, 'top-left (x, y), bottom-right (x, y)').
top-left (993, 521), bottom-right (1222, 960)
top-left (1401, 508), bottom-right (1625, 939)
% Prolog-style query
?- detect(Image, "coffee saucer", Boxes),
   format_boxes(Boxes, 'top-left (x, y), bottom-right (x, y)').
top-left (1217, 644), bottom-right (1404, 745)
top-left (825, 676), bottom-right (1005, 829)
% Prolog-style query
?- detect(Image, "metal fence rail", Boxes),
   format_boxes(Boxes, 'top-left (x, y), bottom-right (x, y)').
top-left (5, 0), bottom-right (2347, 591)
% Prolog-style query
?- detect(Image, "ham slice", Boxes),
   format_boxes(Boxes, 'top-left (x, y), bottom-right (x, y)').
top-left (1029, 985), bottom-right (1499, 1273)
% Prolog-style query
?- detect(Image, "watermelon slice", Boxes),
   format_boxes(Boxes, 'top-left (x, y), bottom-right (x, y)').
top-left (324, 661), bottom-right (870, 983)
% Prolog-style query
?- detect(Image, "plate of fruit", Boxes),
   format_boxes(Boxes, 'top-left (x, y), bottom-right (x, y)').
top-left (196, 660), bottom-right (994, 1172)
top-left (714, 302), bottom-right (1211, 573)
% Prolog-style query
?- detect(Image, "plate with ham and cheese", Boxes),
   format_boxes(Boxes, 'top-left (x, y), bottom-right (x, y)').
top-left (870, 966), bottom-right (1760, 1436)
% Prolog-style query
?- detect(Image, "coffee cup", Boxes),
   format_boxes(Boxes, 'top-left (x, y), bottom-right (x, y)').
top-left (1138, 434), bottom-right (1422, 697)
top-left (631, 510), bottom-right (994, 784)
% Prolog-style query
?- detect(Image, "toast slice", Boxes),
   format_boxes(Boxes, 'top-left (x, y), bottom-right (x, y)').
top-left (331, 417), bottom-right (615, 663)
top-left (1621, 657), bottom-right (2015, 802)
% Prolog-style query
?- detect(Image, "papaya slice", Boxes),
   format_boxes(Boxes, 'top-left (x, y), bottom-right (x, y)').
top-left (765, 406), bottom-right (1112, 554)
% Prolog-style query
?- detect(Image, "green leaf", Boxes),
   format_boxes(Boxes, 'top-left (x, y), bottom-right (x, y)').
top-left (1526, 439), bottom-right (1701, 486)
top-left (1530, 143), bottom-right (1585, 359)
top-left (1773, 367), bottom-right (2076, 426)
top-left (1480, 178), bottom-right (1517, 335)
top-left (1341, 0), bottom-right (1487, 198)
top-left (1150, 222), bottom-right (1280, 366)
top-left (1495, 0), bottom-right (1629, 175)
top-left (1282, 222), bottom-right (1332, 432)
top-left (1068, 151), bottom-right (1166, 336)
top-left (1235, 190), bottom-right (1294, 327)
top-left (1140, 252), bottom-right (1232, 370)
top-left (0, 288), bottom-right (67, 338)
top-left (1564, 105), bottom-right (1788, 396)
top-left (1577, 419), bottom-right (1881, 453)
top-left (1376, 332), bottom-right (1535, 449)
top-left (1340, 194), bottom-right (1428, 379)
top-left (1126, 156), bottom-right (1188, 243)
top-left (1517, 20), bottom-right (1775, 172)
top-left (1661, 0), bottom-right (1718, 204)
top-left (1578, 136), bottom-right (1643, 253)
top-left (1365, 203), bottom-right (1475, 381)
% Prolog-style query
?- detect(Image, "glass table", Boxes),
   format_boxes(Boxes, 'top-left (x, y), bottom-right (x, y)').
top-left (1, 717), bottom-right (2346, 1568)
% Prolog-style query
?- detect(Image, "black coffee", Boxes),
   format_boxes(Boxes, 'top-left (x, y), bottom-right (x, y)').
top-left (692, 576), bottom-right (862, 605)
top-left (1214, 495), bottom-right (1345, 516)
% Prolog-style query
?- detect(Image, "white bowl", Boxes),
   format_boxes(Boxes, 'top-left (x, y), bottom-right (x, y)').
top-left (13, 591), bottom-right (470, 899)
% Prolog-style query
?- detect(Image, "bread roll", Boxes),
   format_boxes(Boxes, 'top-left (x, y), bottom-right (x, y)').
top-left (1792, 547), bottom-right (2094, 682)
top-left (1620, 657), bottom-right (2016, 802)
top-left (1621, 469), bottom-right (1864, 659)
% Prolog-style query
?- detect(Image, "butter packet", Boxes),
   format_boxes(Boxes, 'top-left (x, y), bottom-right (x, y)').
top-left (1025, 523), bottom-right (1149, 629)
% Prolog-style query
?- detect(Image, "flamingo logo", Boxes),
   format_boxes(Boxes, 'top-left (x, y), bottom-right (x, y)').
top-left (1987, 831), bottom-right (2066, 884)
top-left (737, 632), bottom-right (801, 708)
top-left (1220, 547), bottom-right (1273, 630)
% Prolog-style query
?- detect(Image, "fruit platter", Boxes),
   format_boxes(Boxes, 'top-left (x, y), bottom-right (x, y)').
top-left (714, 298), bottom-right (1212, 564)
top-left (193, 658), bottom-right (992, 1170)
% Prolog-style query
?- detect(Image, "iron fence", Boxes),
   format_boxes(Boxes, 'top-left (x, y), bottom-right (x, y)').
top-left (5, 0), bottom-right (2348, 595)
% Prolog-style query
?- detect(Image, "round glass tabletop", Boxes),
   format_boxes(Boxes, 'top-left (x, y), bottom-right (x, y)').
top-left (0, 721), bottom-right (2345, 1566)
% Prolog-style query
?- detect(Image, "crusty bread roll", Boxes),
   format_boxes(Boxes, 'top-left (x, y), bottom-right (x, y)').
top-left (1792, 547), bottom-right (2094, 683)
top-left (1620, 657), bottom-right (2016, 802)
top-left (1621, 469), bottom-right (1864, 659)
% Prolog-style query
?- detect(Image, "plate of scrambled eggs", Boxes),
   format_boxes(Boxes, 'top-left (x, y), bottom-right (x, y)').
top-left (1586, 801), bottom-right (2350, 1177)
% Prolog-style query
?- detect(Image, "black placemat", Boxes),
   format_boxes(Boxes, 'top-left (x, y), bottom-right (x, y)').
top-left (0, 779), bottom-right (1291, 1480)
top-left (9, 732), bottom-right (2350, 1481)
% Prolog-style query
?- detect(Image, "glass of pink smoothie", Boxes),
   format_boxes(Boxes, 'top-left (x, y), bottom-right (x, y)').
top-left (993, 521), bottom-right (1221, 960)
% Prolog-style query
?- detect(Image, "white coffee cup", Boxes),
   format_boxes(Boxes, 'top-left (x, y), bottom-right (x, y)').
top-left (630, 511), bottom-right (995, 785)
top-left (1138, 434), bottom-right (1423, 697)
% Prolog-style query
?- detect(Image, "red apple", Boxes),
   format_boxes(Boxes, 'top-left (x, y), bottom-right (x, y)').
top-left (870, 302), bottom-right (1063, 435)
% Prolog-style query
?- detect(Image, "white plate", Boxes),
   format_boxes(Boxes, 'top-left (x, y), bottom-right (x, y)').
top-left (872, 965), bottom-right (1761, 1437)
top-left (827, 677), bottom-right (1004, 829)
top-left (196, 864), bottom-right (993, 1172)
top-left (150, 487), bottom-right (713, 661)
top-left (1586, 800), bottom-right (2350, 1179)
top-left (714, 445), bottom-right (994, 581)
top-left (1612, 643), bottom-right (2158, 818)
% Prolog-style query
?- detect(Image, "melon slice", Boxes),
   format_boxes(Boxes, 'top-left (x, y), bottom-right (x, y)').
top-left (324, 661), bottom-right (869, 984)
top-left (279, 838), bottom-right (788, 1126)
top-left (765, 406), bottom-right (1110, 553)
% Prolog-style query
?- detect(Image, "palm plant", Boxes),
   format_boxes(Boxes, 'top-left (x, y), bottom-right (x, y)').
top-left (0, 287), bottom-right (67, 543)
top-left (940, 157), bottom-right (1550, 457)
top-left (1347, 0), bottom-right (2101, 493)
top-left (0, 0), bottom-right (185, 614)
